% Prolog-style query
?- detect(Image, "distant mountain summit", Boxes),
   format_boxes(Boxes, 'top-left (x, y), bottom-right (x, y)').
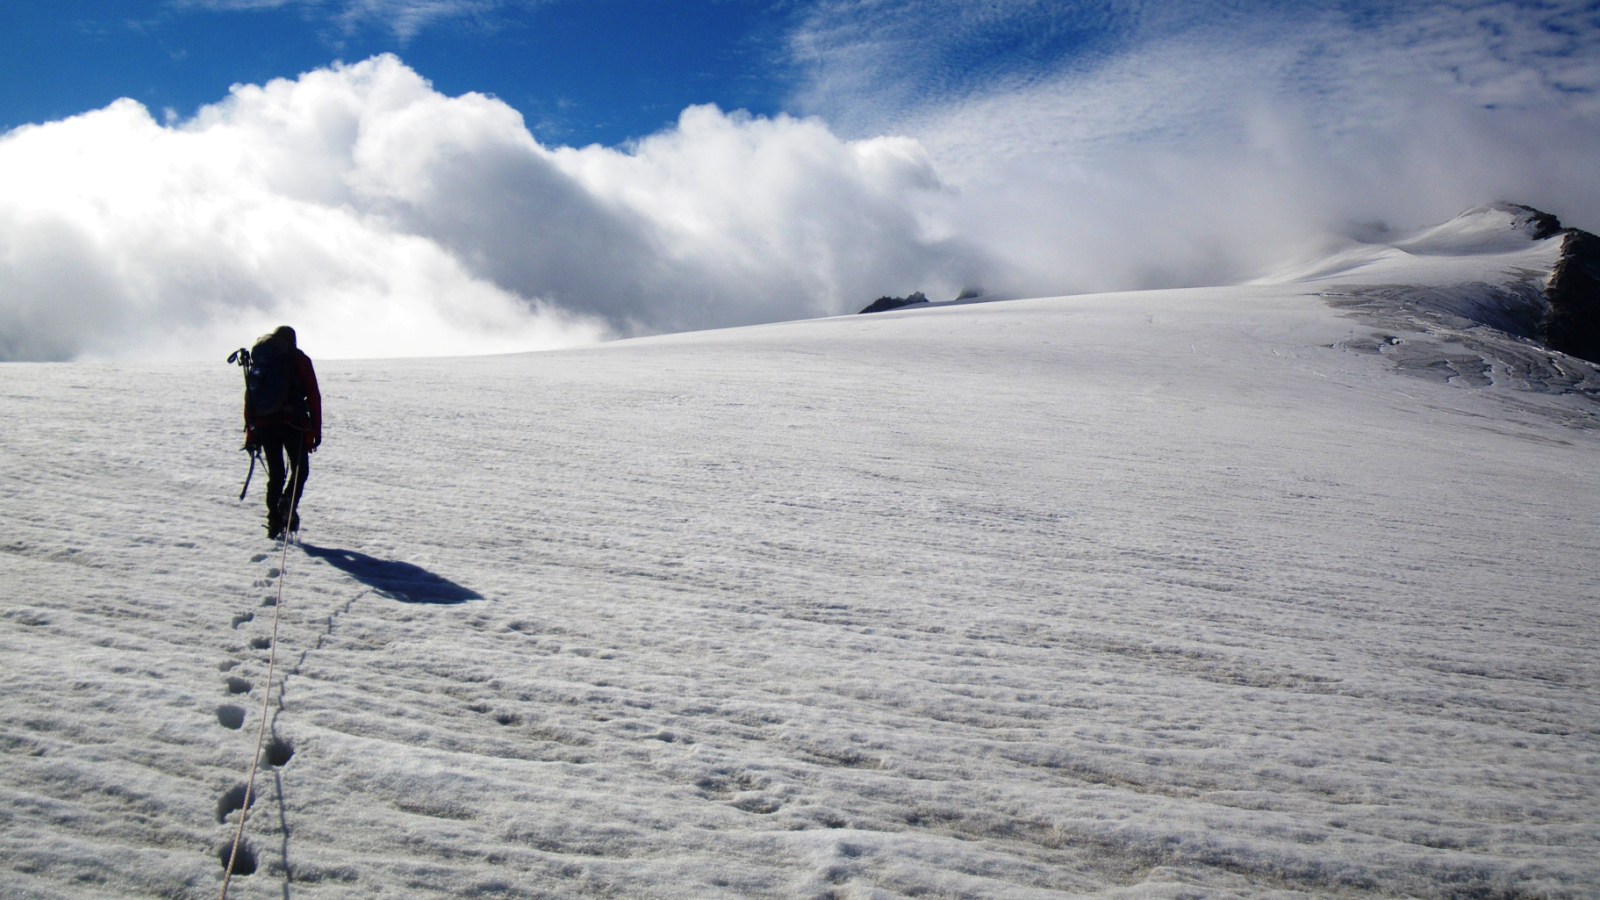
top-left (1262, 203), bottom-right (1599, 368)
top-left (1394, 202), bottom-right (1564, 254)
top-left (855, 204), bottom-right (1600, 370)
top-left (1462, 203), bottom-right (1600, 365)
top-left (1438, 203), bottom-right (1600, 363)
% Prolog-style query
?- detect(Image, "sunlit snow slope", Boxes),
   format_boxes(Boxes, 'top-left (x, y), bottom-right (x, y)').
top-left (3, 207), bottom-right (1598, 898)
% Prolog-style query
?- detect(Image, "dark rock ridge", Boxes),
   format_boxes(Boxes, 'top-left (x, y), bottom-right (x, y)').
top-left (1483, 203), bottom-right (1599, 363)
top-left (860, 291), bottom-right (929, 314)
top-left (1543, 225), bottom-right (1600, 364)
top-left (1512, 203), bottom-right (1564, 241)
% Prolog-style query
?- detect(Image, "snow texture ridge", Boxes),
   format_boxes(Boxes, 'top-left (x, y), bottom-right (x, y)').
top-left (1, 212), bottom-right (1599, 898)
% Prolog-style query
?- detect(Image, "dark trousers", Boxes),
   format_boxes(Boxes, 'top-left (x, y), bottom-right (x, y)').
top-left (257, 423), bottom-right (310, 529)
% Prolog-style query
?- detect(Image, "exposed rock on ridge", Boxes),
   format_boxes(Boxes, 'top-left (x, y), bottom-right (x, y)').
top-left (1485, 202), bottom-right (1600, 364)
top-left (1509, 203), bottom-right (1562, 241)
top-left (1543, 225), bottom-right (1600, 364)
top-left (859, 291), bottom-right (930, 314)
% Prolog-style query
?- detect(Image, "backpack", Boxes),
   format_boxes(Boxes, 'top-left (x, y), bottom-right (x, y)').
top-left (245, 336), bottom-right (297, 420)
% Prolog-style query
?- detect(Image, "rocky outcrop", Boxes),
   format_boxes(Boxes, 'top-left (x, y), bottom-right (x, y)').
top-left (1543, 227), bottom-right (1600, 364)
top-left (859, 291), bottom-right (929, 314)
top-left (1515, 204), bottom-right (1564, 241)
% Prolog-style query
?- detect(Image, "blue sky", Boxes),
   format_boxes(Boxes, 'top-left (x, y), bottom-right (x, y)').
top-left (2, 1), bottom-right (1598, 360)
top-left (0, 1), bottom-right (793, 146)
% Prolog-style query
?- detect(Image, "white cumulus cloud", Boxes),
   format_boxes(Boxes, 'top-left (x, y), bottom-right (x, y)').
top-left (0, 55), bottom-right (989, 361)
top-left (0, 68), bottom-right (603, 361)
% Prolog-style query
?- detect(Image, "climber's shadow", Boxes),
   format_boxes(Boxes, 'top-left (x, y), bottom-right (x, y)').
top-left (299, 544), bottom-right (483, 605)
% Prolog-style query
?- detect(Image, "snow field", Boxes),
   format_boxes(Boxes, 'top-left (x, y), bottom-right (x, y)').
top-left (2, 274), bottom-right (1599, 897)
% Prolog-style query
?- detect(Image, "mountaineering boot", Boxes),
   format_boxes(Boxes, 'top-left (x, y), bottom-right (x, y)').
top-left (266, 481), bottom-right (284, 539)
top-left (289, 513), bottom-right (301, 534)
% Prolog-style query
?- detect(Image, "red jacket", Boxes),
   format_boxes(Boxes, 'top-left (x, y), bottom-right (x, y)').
top-left (291, 349), bottom-right (322, 444)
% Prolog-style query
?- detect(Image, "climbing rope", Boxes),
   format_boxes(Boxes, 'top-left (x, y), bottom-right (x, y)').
top-left (221, 460), bottom-right (304, 899)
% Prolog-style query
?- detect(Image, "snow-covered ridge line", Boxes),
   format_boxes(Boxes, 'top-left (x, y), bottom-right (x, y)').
top-left (866, 204), bottom-right (1600, 395)
top-left (875, 204), bottom-right (1597, 369)
top-left (1229, 204), bottom-right (1600, 385)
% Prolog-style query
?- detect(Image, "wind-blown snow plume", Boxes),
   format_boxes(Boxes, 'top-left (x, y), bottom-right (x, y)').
top-left (790, 0), bottom-right (1600, 296)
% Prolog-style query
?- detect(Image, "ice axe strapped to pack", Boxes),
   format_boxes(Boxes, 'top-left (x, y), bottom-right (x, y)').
top-left (228, 347), bottom-right (262, 500)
